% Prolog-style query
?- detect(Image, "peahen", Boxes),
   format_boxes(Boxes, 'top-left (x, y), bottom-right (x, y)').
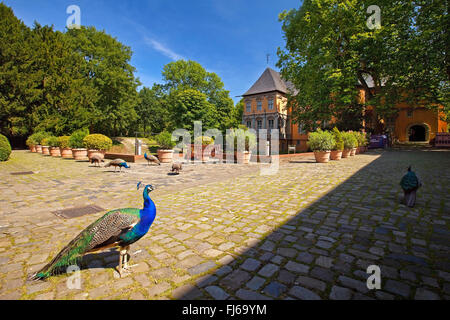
top-left (400, 166), bottom-right (422, 207)
top-left (90, 155), bottom-right (105, 167)
top-left (171, 162), bottom-right (182, 174)
top-left (30, 182), bottom-right (156, 279)
top-left (104, 159), bottom-right (131, 172)
top-left (144, 153), bottom-right (161, 166)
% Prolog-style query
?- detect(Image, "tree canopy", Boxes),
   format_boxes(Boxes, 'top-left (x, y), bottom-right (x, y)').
top-left (277, 0), bottom-right (449, 131)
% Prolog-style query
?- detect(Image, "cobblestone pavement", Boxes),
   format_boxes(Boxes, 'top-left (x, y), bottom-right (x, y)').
top-left (0, 149), bottom-right (449, 300)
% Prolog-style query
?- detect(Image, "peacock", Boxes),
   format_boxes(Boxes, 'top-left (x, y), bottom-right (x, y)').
top-left (144, 153), bottom-right (161, 166)
top-left (104, 159), bottom-right (131, 172)
top-left (30, 182), bottom-right (156, 280)
top-left (400, 166), bottom-right (422, 207)
top-left (90, 155), bottom-right (105, 167)
top-left (171, 162), bottom-right (182, 174)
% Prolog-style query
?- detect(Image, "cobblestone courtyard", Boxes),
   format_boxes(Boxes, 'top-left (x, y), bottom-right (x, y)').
top-left (0, 149), bottom-right (449, 300)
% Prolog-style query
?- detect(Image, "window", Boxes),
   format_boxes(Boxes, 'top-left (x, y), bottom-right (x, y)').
top-left (298, 123), bottom-right (306, 134)
top-left (257, 120), bottom-right (262, 129)
top-left (257, 101), bottom-right (262, 111)
top-left (268, 119), bottom-right (274, 129)
top-left (407, 109), bottom-right (413, 118)
top-left (268, 99), bottom-right (274, 110)
top-left (246, 102), bottom-right (251, 113)
top-left (247, 121), bottom-right (252, 128)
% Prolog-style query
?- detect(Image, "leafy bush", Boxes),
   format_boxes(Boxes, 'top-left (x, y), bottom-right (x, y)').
top-left (69, 128), bottom-right (89, 149)
top-left (342, 131), bottom-right (358, 149)
top-left (58, 136), bottom-right (71, 149)
top-left (83, 134), bottom-right (112, 151)
top-left (332, 127), bottom-right (344, 151)
top-left (26, 133), bottom-right (39, 147)
top-left (354, 131), bottom-right (368, 147)
top-left (0, 134), bottom-right (12, 161)
top-left (227, 127), bottom-right (257, 152)
top-left (307, 129), bottom-right (335, 151)
top-left (41, 137), bottom-right (50, 146)
top-left (32, 131), bottom-right (51, 145)
top-left (194, 136), bottom-right (215, 145)
top-left (155, 131), bottom-right (176, 150)
top-left (46, 136), bottom-right (59, 147)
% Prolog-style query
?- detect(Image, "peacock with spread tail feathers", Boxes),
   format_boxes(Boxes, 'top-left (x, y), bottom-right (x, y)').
top-left (30, 182), bottom-right (156, 280)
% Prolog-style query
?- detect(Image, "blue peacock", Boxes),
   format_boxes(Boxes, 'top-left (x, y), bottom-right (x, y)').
top-left (30, 182), bottom-right (156, 279)
top-left (104, 159), bottom-right (131, 172)
top-left (400, 166), bottom-right (422, 207)
top-left (144, 153), bottom-right (161, 166)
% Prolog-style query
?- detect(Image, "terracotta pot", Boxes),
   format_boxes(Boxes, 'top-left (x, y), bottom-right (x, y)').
top-left (330, 150), bottom-right (342, 160)
top-left (350, 148), bottom-right (357, 156)
top-left (342, 149), bottom-right (351, 158)
top-left (49, 147), bottom-right (61, 157)
top-left (88, 149), bottom-right (106, 160)
top-left (41, 146), bottom-right (50, 155)
top-left (60, 148), bottom-right (73, 158)
top-left (72, 148), bottom-right (88, 160)
top-left (36, 145), bottom-right (42, 153)
top-left (355, 147), bottom-right (361, 154)
top-left (236, 151), bottom-right (251, 164)
top-left (314, 151), bottom-right (331, 163)
top-left (29, 145), bottom-right (37, 153)
top-left (157, 149), bottom-right (174, 163)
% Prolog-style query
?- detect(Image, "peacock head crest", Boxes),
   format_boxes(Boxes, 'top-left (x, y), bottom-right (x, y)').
top-left (137, 182), bottom-right (155, 193)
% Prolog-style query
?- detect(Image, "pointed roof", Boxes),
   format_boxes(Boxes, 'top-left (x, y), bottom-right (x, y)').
top-left (243, 68), bottom-right (296, 96)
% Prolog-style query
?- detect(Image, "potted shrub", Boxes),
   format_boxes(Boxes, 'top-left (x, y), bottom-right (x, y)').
top-left (307, 129), bottom-right (335, 163)
top-left (83, 134), bottom-right (112, 160)
top-left (349, 131), bottom-right (358, 156)
top-left (228, 127), bottom-right (256, 164)
top-left (192, 136), bottom-right (215, 162)
top-left (155, 131), bottom-right (176, 163)
top-left (58, 136), bottom-right (72, 158)
top-left (330, 127), bottom-right (344, 160)
top-left (341, 132), bottom-right (357, 158)
top-left (41, 137), bottom-right (51, 155)
top-left (69, 128), bottom-right (89, 160)
top-left (0, 134), bottom-right (12, 162)
top-left (26, 134), bottom-right (38, 153)
top-left (357, 132), bottom-right (369, 153)
top-left (33, 131), bottom-right (51, 153)
top-left (47, 136), bottom-right (61, 157)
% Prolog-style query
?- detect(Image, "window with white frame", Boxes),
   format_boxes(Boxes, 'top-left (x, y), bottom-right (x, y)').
top-left (246, 102), bottom-right (251, 112)
top-left (268, 119), bottom-right (274, 129)
top-left (257, 120), bottom-right (262, 129)
top-left (257, 101), bottom-right (262, 111)
top-left (268, 99), bottom-right (274, 110)
top-left (247, 121), bottom-right (252, 128)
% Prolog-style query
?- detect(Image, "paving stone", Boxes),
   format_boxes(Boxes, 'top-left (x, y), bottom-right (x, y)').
top-left (414, 288), bottom-right (440, 300)
top-left (205, 286), bottom-right (229, 300)
top-left (285, 261), bottom-right (309, 274)
top-left (295, 276), bottom-right (326, 292)
top-left (172, 284), bottom-right (203, 300)
top-left (241, 258), bottom-right (261, 272)
top-left (188, 261), bottom-right (216, 275)
top-left (316, 256), bottom-right (333, 268)
top-left (384, 280), bottom-right (411, 298)
top-left (288, 286), bottom-right (321, 300)
top-left (148, 282), bottom-right (171, 297)
top-left (246, 276), bottom-right (266, 290)
top-left (296, 252), bottom-right (314, 264)
top-left (222, 270), bottom-right (252, 290)
top-left (263, 281), bottom-right (287, 298)
top-left (338, 276), bottom-right (369, 294)
top-left (235, 289), bottom-right (271, 300)
top-left (330, 286), bottom-right (353, 300)
top-left (258, 263), bottom-right (279, 278)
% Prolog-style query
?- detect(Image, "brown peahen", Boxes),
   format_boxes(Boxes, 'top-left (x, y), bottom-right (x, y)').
top-left (171, 162), bottom-right (182, 174)
top-left (90, 155), bottom-right (105, 167)
top-left (30, 182), bottom-right (156, 280)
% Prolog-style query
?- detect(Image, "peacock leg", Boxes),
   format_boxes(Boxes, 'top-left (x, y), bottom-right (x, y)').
top-left (117, 247), bottom-right (127, 277)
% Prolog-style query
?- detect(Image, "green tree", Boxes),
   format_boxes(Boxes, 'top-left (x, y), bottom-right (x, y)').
top-left (65, 26), bottom-right (140, 136)
top-left (135, 84), bottom-right (170, 134)
top-left (277, 0), bottom-right (449, 132)
top-left (171, 89), bottom-right (218, 133)
top-left (162, 60), bottom-right (234, 130)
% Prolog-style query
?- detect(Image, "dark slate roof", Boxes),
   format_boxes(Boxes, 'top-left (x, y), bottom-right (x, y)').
top-left (243, 68), bottom-right (297, 96)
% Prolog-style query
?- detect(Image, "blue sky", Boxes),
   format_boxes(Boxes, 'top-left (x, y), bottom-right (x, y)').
top-left (4, 0), bottom-right (303, 103)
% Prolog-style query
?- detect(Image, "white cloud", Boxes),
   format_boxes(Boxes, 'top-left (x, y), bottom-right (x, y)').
top-left (144, 37), bottom-right (185, 61)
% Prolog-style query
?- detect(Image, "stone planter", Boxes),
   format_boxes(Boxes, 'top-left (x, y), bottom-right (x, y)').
top-left (314, 151), bottom-right (331, 163)
top-left (36, 145), bottom-right (42, 153)
top-left (72, 148), bottom-right (88, 160)
top-left (60, 148), bottom-right (73, 158)
top-left (330, 150), bottom-right (342, 160)
top-left (342, 149), bottom-right (351, 158)
top-left (41, 146), bottom-right (50, 155)
top-left (350, 148), bottom-right (357, 156)
top-left (49, 147), bottom-right (61, 157)
top-left (29, 145), bottom-right (37, 153)
top-left (236, 151), bottom-right (252, 164)
top-left (88, 150), bottom-right (106, 160)
top-left (157, 149), bottom-right (174, 163)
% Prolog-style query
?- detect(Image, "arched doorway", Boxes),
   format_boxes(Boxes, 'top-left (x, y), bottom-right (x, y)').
top-left (407, 123), bottom-right (429, 142)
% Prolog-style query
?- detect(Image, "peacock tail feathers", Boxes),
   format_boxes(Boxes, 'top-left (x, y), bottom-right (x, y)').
top-left (30, 208), bottom-right (140, 280)
top-left (400, 171), bottom-right (419, 191)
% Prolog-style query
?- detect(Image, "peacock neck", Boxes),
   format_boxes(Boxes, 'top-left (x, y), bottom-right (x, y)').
top-left (137, 191), bottom-right (156, 232)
